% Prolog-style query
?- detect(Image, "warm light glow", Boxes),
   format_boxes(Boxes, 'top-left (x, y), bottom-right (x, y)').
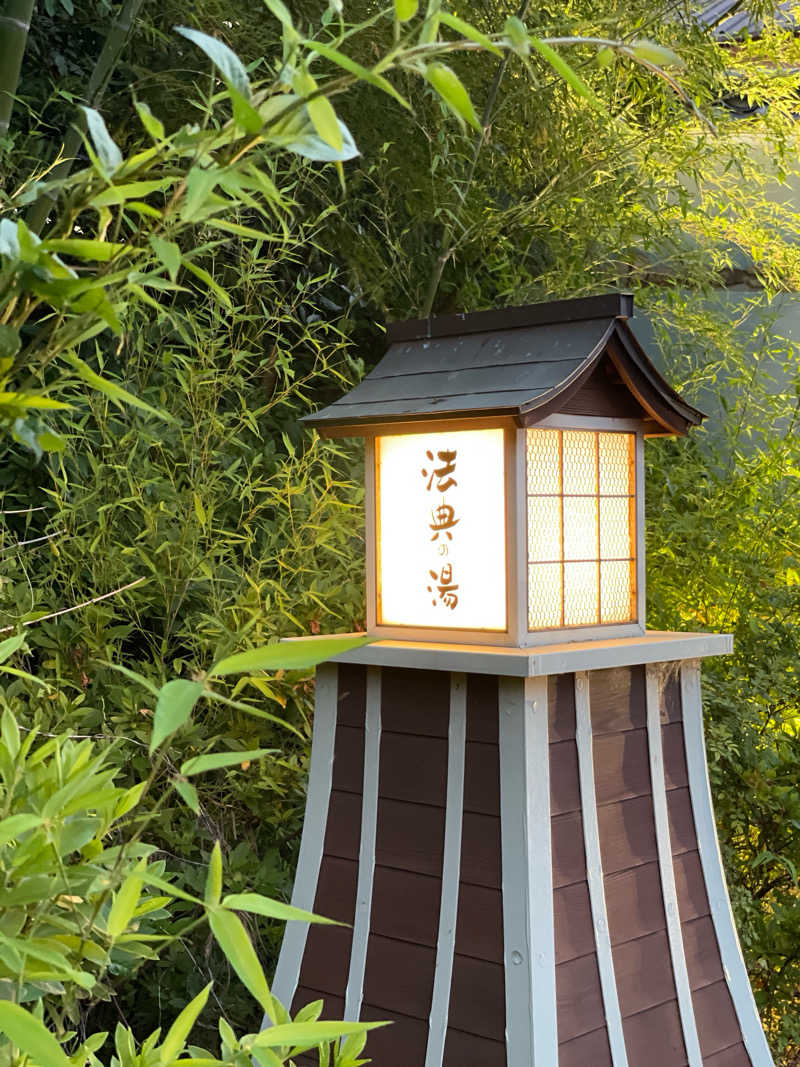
top-left (527, 429), bottom-right (636, 630)
top-left (376, 429), bottom-right (507, 631)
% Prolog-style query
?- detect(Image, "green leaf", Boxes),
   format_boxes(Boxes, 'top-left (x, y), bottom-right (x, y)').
top-left (40, 238), bottom-right (125, 262)
top-left (175, 26), bottom-right (251, 99)
top-left (138, 872), bottom-right (202, 905)
top-left (394, 0), bottom-right (418, 21)
top-left (175, 779), bottom-right (200, 812)
top-left (295, 69), bottom-right (342, 152)
top-left (597, 46), bottom-right (615, 68)
top-left (107, 873), bottom-right (143, 939)
top-left (0, 1002), bottom-right (71, 1067)
top-left (222, 893), bottom-right (338, 925)
top-left (0, 325), bottom-right (21, 360)
top-left (529, 38), bottom-right (605, 112)
top-left (181, 749), bottom-right (273, 776)
top-left (207, 906), bottom-right (271, 1013)
top-left (63, 352), bottom-right (173, 422)
top-left (503, 15), bottom-right (530, 56)
top-left (209, 634), bottom-right (372, 677)
top-left (150, 680), bottom-right (205, 753)
top-left (205, 842), bottom-right (223, 907)
top-left (183, 260), bottom-right (233, 310)
top-left (252, 1021), bottom-right (386, 1049)
top-left (149, 235), bottom-right (182, 282)
top-left (0, 814), bottom-right (43, 847)
top-left (306, 41), bottom-right (410, 110)
top-left (424, 62), bottom-right (481, 131)
top-left (262, 0), bottom-right (293, 27)
top-left (0, 633), bottom-right (25, 666)
top-left (160, 982), bottom-right (212, 1063)
top-left (629, 39), bottom-right (685, 69)
top-left (1, 709), bottom-right (19, 757)
top-left (438, 11), bottom-right (502, 56)
top-left (90, 179), bottom-right (173, 208)
top-left (135, 100), bottom-right (165, 140)
top-left (80, 106), bottom-right (123, 177)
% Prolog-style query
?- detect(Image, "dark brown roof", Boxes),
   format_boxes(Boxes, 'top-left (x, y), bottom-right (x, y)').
top-left (302, 293), bottom-right (705, 436)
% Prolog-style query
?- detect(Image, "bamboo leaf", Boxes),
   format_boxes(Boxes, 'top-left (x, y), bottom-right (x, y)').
top-left (207, 906), bottom-right (271, 1012)
top-left (629, 39), bottom-right (685, 69)
top-left (424, 62), bottom-right (481, 131)
top-left (208, 634), bottom-right (372, 677)
top-left (160, 983), bottom-right (212, 1063)
top-left (205, 842), bottom-right (223, 907)
top-left (222, 893), bottom-right (338, 925)
top-left (306, 41), bottom-right (410, 110)
top-left (0, 814), bottom-right (42, 847)
top-left (174, 779), bottom-right (200, 812)
top-left (529, 37), bottom-right (605, 112)
top-left (149, 235), bottom-right (182, 282)
top-left (180, 749), bottom-right (274, 776)
top-left (183, 260), bottom-right (233, 310)
top-left (394, 0), bottom-right (418, 22)
top-left (40, 238), bottom-right (126, 261)
top-left (135, 100), bottom-right (165, 140)
top-left (252, 1021), bottom-right (386, 1049)
top-left (0, 633), bottom-right (25, 665)
top-left (262, 0), bottom-right (293, 27)
top-left (63, 352), bottom-right (173, 422)
top-left (0, 1002), bottom-right (71, 1067)
top-left (439, 12), bottom-right (502, 56)
top-left (107, 873), bottom-right (143, 939)
top-left (80, 106), bottom-right (123, 177)
top-left (150, 680), bottom-right (205, 753)
top-left (175, 26), bottom-right (251, 99)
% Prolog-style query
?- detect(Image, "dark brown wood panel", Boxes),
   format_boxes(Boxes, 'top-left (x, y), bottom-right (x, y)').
top-left (704, 1042), bottom-right (751, 1067)
top-left (455, 883), bottom-right (504, 964)
top-left (312, 855), bottom-right (359, 923)
top-left (463, 740), bottom-right (501, 815)
top-left (682, 915), bottom-right (725, 992)
top-left (362, 1001), bottom-right (429, 1066)
top-left (663, 721), bottom-right (689, 790)
top-left (324, 790), bottom-right (361, 861)
top-left (330, 723), bottom-right (364, 795)
top-left (299, 923), bottom-right (354, 997)
top-left (550, 739), bottom-right (581, 816)
top-left (588, 665), bottom-right (646, 736)
top-left (336, 663), bottom-right (367, 727)
top-left (379, 667), bottom-right (450, 737)
top-left (622, 999), bottom-right (688, 1066)
top-left (378, 731), bottom-right (448, 808)
top-left (605, 861), bottom-right (667, 945)
top-left (466, 673), bottom-right (499, 743)
top-left (661, 669), bottom-right (683, 724)
top-left (375, 798), bottom-right (445, 876)
top-left (370, 866), bottom-right (441, 948)
top-left (554, 880), bottom-right (595, 964)
top-left (693, 980), bottom-right (742, 1058)
top-left (556, 952), bottom-right (606, 1042)
top-left (674, 850), bottom-right (711, 922)
top-left (549, 673), bottom-right (576, 741)
top-left (668, 786), bottom-right (699, 855)
top-left (558, 1024), bottom-right (613, 1067)
top-left (593, 728), bottom-right (652, 807)
top-left (443, 1027), bottom-right (507, 1067)
top-left (448, 956), bottom-right (506, 1040)
top-left (613, 930), bottom-right (679, 1018)
top-left (461, 811), bottom-right (503, 888)
top-left (559, 358), bottom-right (647, 418)
top-left (597, 795), bottom-right (658, 875)
top-left (362, 935), bottom-right (435, 1019)
top-left (551, 811), bottom-right (587, 889)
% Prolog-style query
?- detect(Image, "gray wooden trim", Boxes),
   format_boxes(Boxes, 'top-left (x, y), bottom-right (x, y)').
top-left (524, 675), bottom-right (558, 1064)
top-left (369, 623), bottom-right (514, 645)
top-left (635, 432), bottom-right (646, 630)
top-left (425, 672), bottom-right (467, 1067)
top-left (343, 666), bottom-right (382, 1023)
top-left (334, 631), bottom-right (733, 677)
top-left (269, 663), bottom-right (338, 1022)
top-left (681, 661), bottom-right (774, 1066)
top-left (574, 672), bottom-right (629, 1067)
top-left (506, 427), bottom-right (525, 646)
top-left (499, 677), bottom-right (557, 1065)
top-left (519, 621), bottom-right (645, 648)
top-left (535, 414), bottom-right (646, 431)
top-left (646, 665), bottom-right (703, 1067)
top-left (365, 437), bottom-right (377, 632)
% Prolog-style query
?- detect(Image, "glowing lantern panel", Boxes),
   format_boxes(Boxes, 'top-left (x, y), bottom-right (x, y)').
top-left (527, 429), bottom-right (636, 630)
top-left (376, 429), bottom-right (507, 631)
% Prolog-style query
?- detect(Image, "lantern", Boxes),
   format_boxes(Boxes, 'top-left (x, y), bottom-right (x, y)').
top-left (269, 295), bottom-right (774, 1067)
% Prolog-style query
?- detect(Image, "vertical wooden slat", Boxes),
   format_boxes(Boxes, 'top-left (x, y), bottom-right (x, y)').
top-left (574, 671), bottom-right (628, 1066)
top-left (269, 663), bottom-right (339, 1021)
top-left (343, 666), bottom-right (382, 1022)
top-left (425, 672), bottom-right (467, 1067)
top-left (681, 661), bottom-right (774, 1067)
top-left (646, 664), bottom-right (703, 1067)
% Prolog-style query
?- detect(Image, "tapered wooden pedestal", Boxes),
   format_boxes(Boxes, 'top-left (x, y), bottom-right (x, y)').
top-left (270, 635), bottom-right (773, 1067)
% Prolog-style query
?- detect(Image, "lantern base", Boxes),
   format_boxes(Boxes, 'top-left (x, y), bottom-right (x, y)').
top-left (268, 639), bottom-right (772, 1067)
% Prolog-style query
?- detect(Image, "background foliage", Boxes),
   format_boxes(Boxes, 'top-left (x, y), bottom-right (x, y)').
top-left (1, 0), bottom-right (800, 1061)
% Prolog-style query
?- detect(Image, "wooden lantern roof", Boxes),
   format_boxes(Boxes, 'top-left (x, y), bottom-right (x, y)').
top-left (302, 293), bottom-right (704, 438)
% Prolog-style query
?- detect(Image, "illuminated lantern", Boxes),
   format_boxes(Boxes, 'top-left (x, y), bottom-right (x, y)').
top-left (270, 295), bottom-right (773, 1067)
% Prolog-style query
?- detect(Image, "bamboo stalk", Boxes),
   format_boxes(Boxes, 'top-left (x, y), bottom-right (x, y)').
top-left (26, 0), bottom-right (145, 234)
top-left (0, 0), bottom-right (35, 137)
